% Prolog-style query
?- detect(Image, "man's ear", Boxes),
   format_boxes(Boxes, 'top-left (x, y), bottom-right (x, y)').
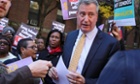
top-left (20, 47), bottom-right (25, 53)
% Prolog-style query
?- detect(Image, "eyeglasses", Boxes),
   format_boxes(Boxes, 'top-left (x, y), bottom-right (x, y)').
top-left (27, 46), bottom-right (37, 50)
top-left (0, 41), bottom-right (9, 45)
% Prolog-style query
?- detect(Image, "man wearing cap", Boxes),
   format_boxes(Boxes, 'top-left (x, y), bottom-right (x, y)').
top-left (2, 26), bottom-right (15, 42)
top-left (2, 26), bottom-right (19, 56)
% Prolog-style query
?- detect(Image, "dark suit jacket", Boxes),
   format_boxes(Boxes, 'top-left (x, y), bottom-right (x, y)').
top-left (63, 29), bottom-right (120, 84)
top-left (38, 49), bottom-right (62, 66)
top-left (97, 49), bottom-right (140, 84)
top-left (38, 49), bottom-right (62, 84)
top-left (0, 66), bottom-right (32, 84)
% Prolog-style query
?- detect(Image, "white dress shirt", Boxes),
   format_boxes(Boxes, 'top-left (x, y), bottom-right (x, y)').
top-left (70, 27), bottom-right (98, 74)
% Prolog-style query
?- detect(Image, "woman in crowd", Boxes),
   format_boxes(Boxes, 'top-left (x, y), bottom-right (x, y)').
top-left (36, 37), bottom-right (45, 59)
top-left (0, 35), bottom-right (16, 63)
top-left (38, 29), bottom-right (64, 84)
top-left (36, 37), bottom-right (45, 53)
top-left (2, 26), bottom-right (19, 56)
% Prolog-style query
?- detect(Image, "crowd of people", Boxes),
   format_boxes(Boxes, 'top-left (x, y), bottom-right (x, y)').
top-left (0, 0), bottom-right (139, 84)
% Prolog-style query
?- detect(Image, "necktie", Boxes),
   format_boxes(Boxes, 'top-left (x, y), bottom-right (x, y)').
top-left (68, 34), bottom-right (86, 71)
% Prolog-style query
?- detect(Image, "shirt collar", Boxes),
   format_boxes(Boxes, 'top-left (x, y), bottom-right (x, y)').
top-left (79, 26), bottom-right (98, 39)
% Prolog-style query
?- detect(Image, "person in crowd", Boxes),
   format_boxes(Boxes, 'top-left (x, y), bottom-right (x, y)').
top-left (38, 29), bottom-right (64, 84)
top-left (36, 37), bottom-right (45, 59)
top-left (97, 49), bottom-right (140, 84)
top-left (0, 0), bottom-right (11, 19)
top-left (0, 35), bottom-right (16, 62)
top-left (4, 38), bottom-right (40, 84)
top-left (49, 0), bottom-right (120, 84)
top-left (4, 38), bottom-right (37, 64)
top-left (1, 26), bottom-right (18, 56)
top-left (2, 26), bottom-right (15, 43)
top-left (0, 0), bottom-right (53, 84)
top-left (111, 22), bottom-right (125, 50)
top-left (17, 38), bottom-right (37, 60)
top-left (36, 37), bottom-right (45, 54)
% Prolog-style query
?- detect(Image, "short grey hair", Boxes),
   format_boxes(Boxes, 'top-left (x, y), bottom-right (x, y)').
top-left (77, 0), bottom-right (99, 13)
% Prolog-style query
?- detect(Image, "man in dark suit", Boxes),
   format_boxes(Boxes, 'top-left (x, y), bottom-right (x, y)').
top-left (97, 50), bottom-right (140, 84)
top-left (49, 0), bottom-right (120, 84)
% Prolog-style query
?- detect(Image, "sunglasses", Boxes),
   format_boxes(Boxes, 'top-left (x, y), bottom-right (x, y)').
top-left (0, 41), bottom-right (9, 45)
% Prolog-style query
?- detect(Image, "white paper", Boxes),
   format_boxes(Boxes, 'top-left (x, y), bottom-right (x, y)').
top-left (53, 57), bottom-right (69, 84)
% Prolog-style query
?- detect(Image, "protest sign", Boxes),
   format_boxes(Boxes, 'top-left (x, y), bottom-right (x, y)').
top-left (60, 0), bottom-right (78, 20)
top-left (114, 0), bottom-right (135, 26)
top-left (52, 21), bottom-right (65, 33)
top-left (13, 23), bottom-right (38, 46)
top-left (0, 17), bottom-right (9, 33)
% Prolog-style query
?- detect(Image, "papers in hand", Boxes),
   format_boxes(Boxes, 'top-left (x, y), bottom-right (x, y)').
top-left (53, 57), bottom-right (69, 84)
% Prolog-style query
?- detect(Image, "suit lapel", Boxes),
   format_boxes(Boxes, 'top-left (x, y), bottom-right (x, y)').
top-left (63, 30), bottom-right (79, 67)
top-left (82, 30), bottom-right (104, 74)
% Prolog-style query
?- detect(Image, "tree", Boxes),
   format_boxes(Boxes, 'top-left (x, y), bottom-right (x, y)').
top-left (38, 0), bottom-right (59, 36)
top-left (99, 2), bottom-right (113, 19)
